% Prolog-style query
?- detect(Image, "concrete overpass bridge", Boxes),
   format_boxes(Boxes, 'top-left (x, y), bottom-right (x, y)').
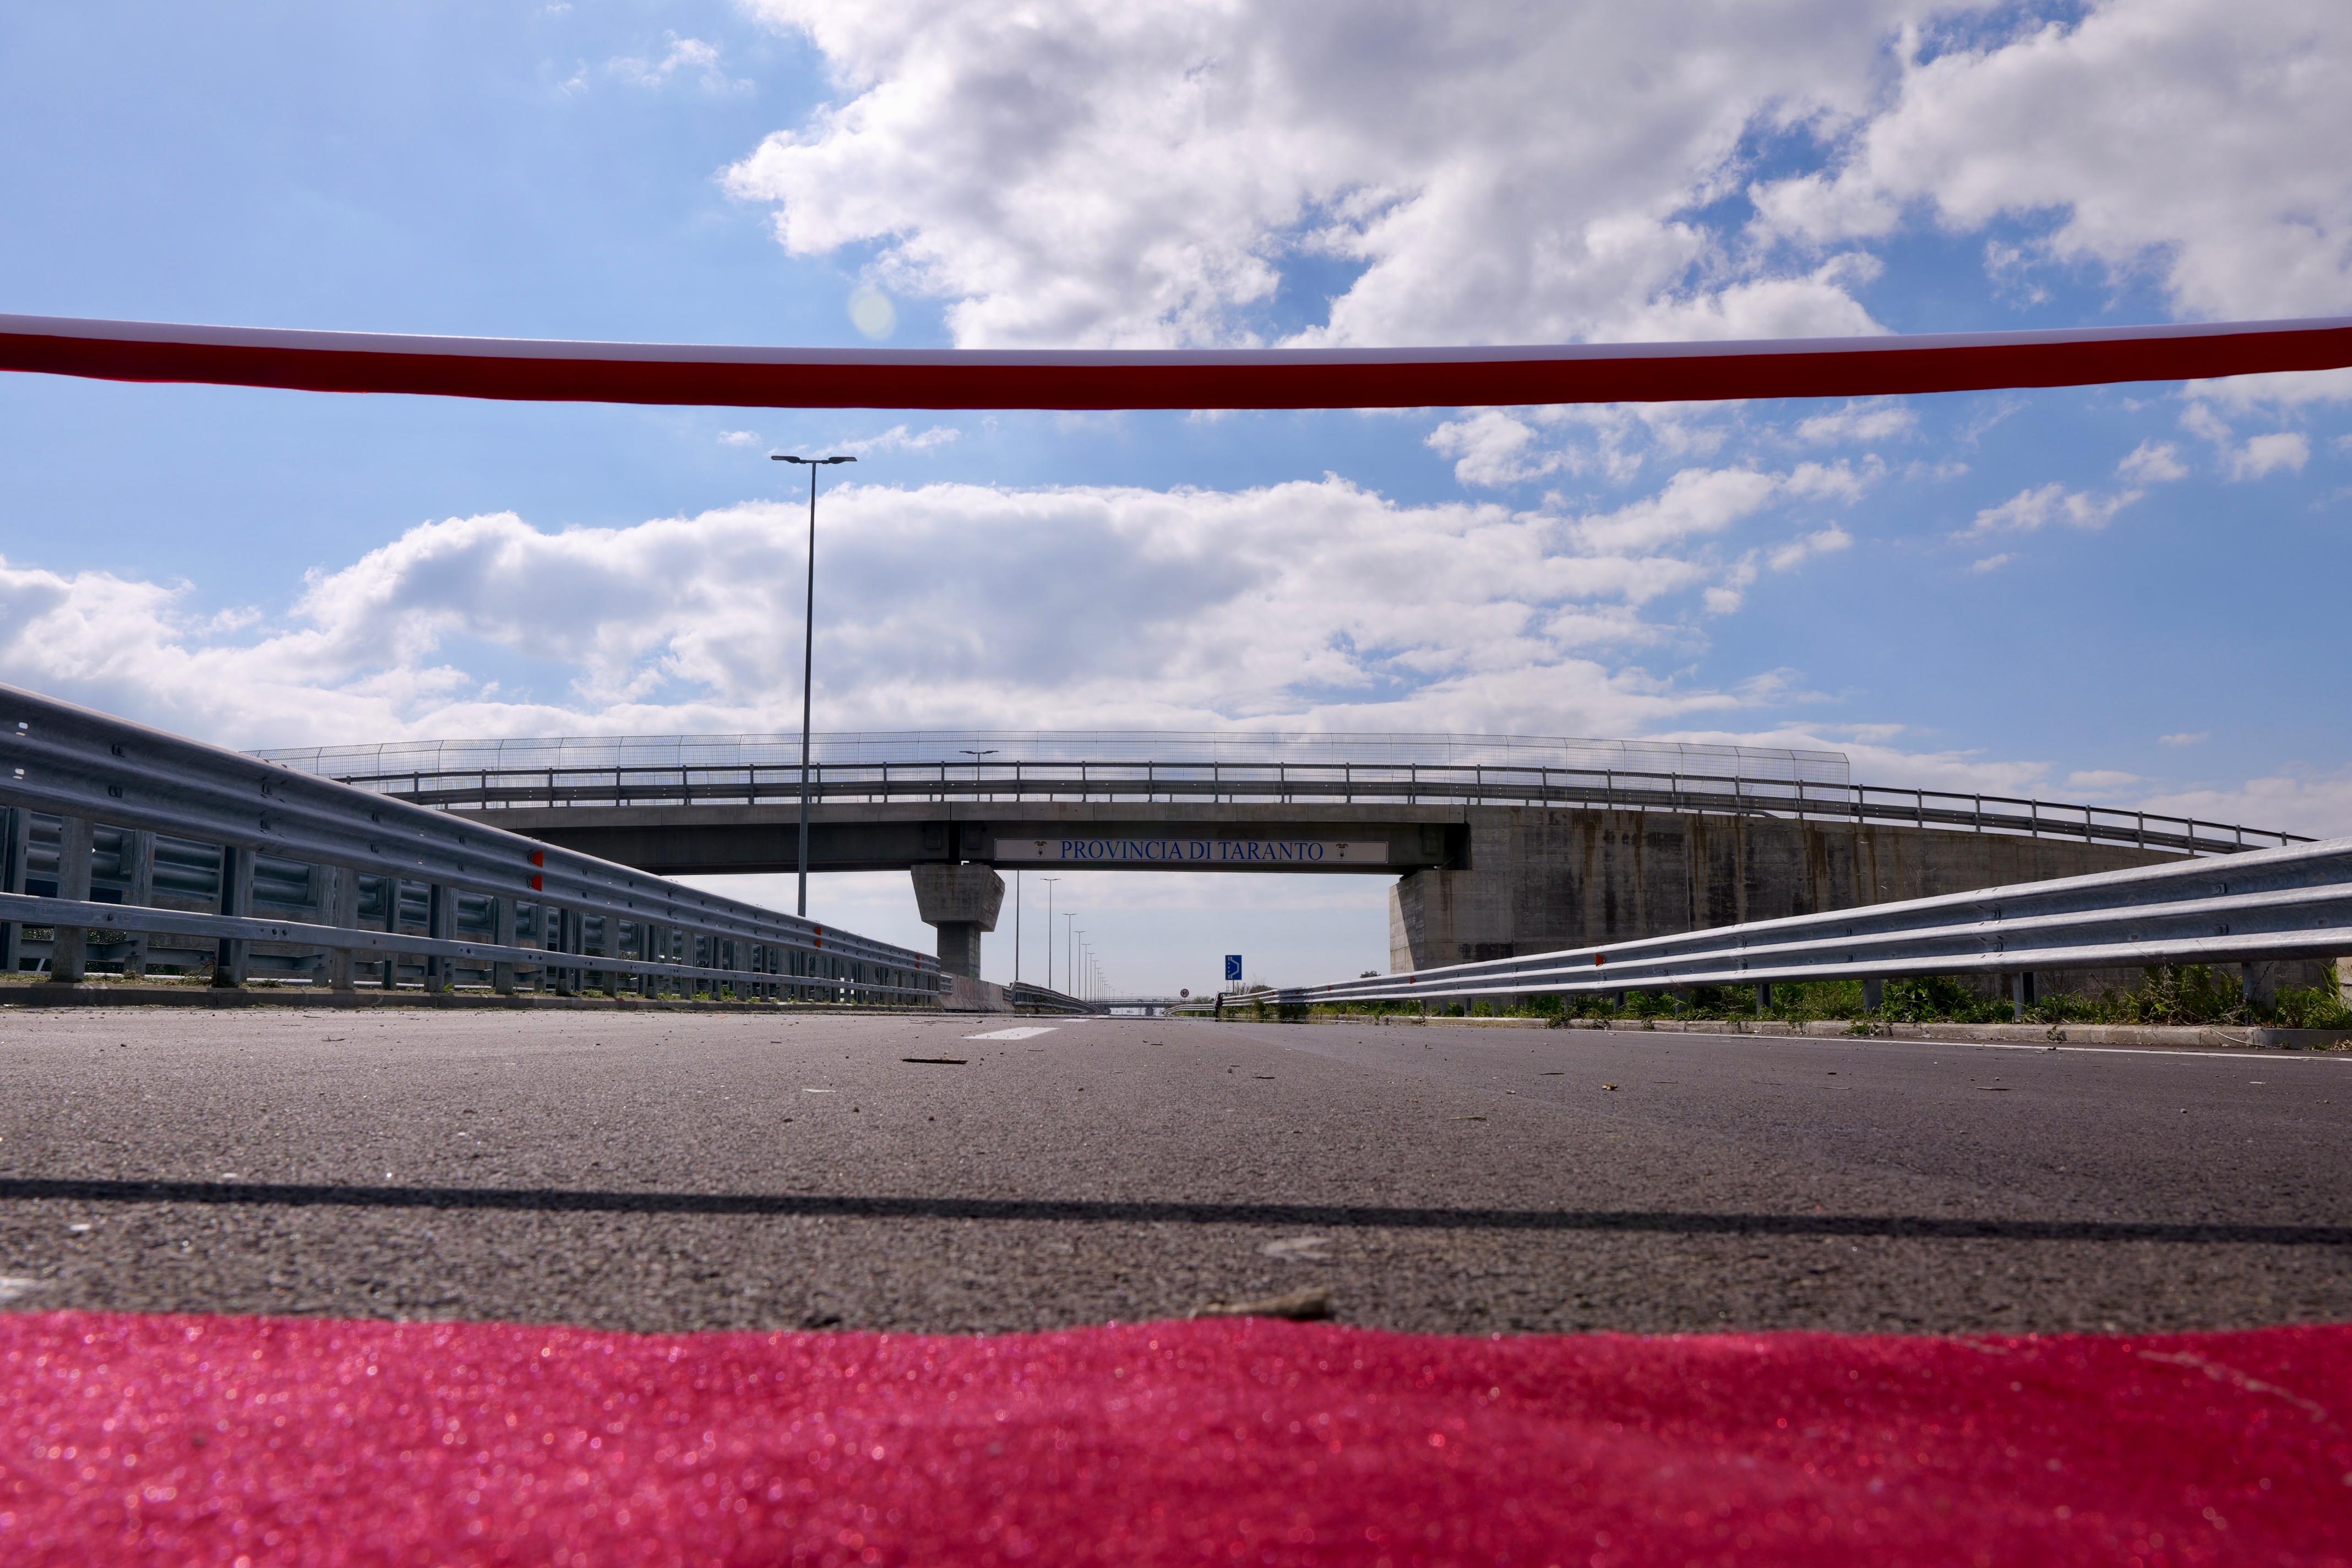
top-left (257, 730), bottom-right (2309, 986)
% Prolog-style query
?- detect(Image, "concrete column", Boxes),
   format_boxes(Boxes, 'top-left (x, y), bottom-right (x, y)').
top-left (123, 830), bottom-right (155, 979)
top-left (213, 843), bottom-right (252, 988)
top-left (324, 865), bottom-right (360, 991)
top-left (2241, 960), bottom-right (2277, 1012)
top-left (49, 815), bottom-right (93, 983)
top-left (2010, 970), bottom-right (2037, 1021)
top-left (1862, 977), bottom-right (1883, 1014)
top-left (910, 864), bottom-right (1004, 980)
top-left (0, 808), bottom-right (23, 974)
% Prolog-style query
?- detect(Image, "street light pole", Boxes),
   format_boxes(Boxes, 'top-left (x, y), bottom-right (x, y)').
top-left (771, 453), bottom-right (857, 918)
top-left (1039, 876), bottom-right (1059, 992)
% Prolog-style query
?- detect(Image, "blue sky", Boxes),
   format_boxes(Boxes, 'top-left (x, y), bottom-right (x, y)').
top-left (3, 2), bottom-right (2349, 992)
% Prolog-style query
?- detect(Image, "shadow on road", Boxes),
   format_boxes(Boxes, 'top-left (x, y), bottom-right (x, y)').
top-left (2, 1178), bottom-right (2344, 1246)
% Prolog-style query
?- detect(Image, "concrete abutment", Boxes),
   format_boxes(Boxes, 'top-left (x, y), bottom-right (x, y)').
top-left (1387, 806), bottom-right (2330, 996)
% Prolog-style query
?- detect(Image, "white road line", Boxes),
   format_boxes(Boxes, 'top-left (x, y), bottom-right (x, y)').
top-left (963, 1025), bottom-right (1058, 1041)
top-left (0, 1276), bottom-right (47, 1304)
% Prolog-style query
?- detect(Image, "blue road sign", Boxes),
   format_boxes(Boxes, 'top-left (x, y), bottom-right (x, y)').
top-left (1224, 954), bottom-right (1243, 983)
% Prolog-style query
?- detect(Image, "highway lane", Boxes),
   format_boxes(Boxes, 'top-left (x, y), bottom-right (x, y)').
top-left (0, 1008), bottom-right (2346, 1336)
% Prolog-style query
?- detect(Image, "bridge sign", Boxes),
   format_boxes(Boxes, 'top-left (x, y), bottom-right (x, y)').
top-left (1224, 955), bottom-right (1243, 984)
top-left (997, 837), bottom-right (1389, 867)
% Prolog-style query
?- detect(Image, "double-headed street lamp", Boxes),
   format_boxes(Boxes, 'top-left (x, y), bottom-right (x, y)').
top-left (772, 453), bottom-right (857, 918)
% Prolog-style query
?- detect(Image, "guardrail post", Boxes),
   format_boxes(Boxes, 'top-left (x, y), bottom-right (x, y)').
top-left (1752, 981), bottom-right (1771, 1014)
top-left (48, 814), bottom-right (93, 983)
top-left (212, 842), bottom-right (252, 988)
top-left (423, 883), bottom-right (453, 994)
top-left (491, 897), bottom-right (516, 996)
top-left (323, 865), bottom-right (359, 991)
top-left (0, 807), bottom-right (22, 974)
top-left (1862, 977), bottom-right (1883, 1014)
top-left (121, 829), bottom-right (155, 979)
top-left (2010, 971), bottom-right (2036, 1021)
top-left (2241, 961), bottom-right (2277, 1011)
top-left (552, 907), bottom-right (578, 997)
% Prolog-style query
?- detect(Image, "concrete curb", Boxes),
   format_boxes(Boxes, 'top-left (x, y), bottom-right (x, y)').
top-left (1295, 1010), bottom-right (2352, 1050)
top-left (1562, 1017), bottom-right (2352, 1050)
top-left (0, 984), bottom-right (943, 1016)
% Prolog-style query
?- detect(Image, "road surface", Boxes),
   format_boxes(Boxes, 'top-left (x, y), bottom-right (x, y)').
top-left (1, 1009), bottom-right (2345, 1335)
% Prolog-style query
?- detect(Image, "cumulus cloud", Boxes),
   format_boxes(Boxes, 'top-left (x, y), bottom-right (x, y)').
top-left (2181, 401), bottom-right (2316, 479)
top-left (726, 1), bottom-right (1934, 347)
top-left (1967, 552), bottom-right (2013, 573)
top-left (2228, 431), bottom-right (2311, 480)
top-left (1754, 2), bottom-right (2352, 320)
top-left (0, 472), bottom-right (1858, 748)
top-left (1961, 481), bottom-right (2140, 537)
top-left (2115, 440), bottom-right (2187, 484)
top-left (1793, 398), bottom-right (1914, 446)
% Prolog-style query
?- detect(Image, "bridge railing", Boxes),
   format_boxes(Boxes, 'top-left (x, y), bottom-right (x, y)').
top-left (298, 758), bottom-right (2305, 860)
top-left (1281, 835), bottom-right (2352, 1014)
top-left (1006, 981), bottom-right (1102, 1015)
top-left (0, 684), bottom-right (937, 1004)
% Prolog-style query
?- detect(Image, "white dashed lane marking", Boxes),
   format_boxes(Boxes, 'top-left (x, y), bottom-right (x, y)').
top-left (963, 1026), bottom-right (1059, 1041)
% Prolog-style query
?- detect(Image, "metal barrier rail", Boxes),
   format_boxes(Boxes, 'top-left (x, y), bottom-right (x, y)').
top-left (307, 759), bottom-right (2302, 859)
top-left (0, 684), bottom-right (935, 1002)
top-left (1282, 836), bottom-right (2352, 1012)
top-left (1005, 982), bottom-right (1102, 1015)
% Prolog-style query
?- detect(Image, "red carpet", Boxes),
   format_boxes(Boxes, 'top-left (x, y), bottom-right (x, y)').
top-left (2, 1313), bottom-right (2345, 1566)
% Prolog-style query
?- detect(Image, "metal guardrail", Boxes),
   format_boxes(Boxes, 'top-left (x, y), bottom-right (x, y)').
top-left (1006, 982), bottom-right (1102, 1015)
top-left (289, 759), bottom-right (2302, 861)
top-left (0, 685), bottom-right (937, 1003)
top-left (1282, 836), bottom-right (2352, 1014)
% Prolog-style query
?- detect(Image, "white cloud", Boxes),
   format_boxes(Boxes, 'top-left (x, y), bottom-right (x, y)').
top-left (1961, 481), bottom-right (2140, 537)
top-left (727, 2), bottom-right (1933, 347)
top-left (1966, 552), bottom-right (2013, 573)
top-left (2066, 769), bottom-right (2142, 792)
top-left (716, 429), bottom-right (764, 447)
top-left (613, 34), bottom-right (742, 94)
top-left (2181, 400), bottom-right (2317, 480)
top-left (2230, 431), bottom-right (2310, 480)
top-left (1767, 526), bottom-right (1853, 571)
top-left (2140, 771), bottom-right (2352, 842)
top-left (1755, 3), bottom-right (2352, 319)
top-left (835, 424), bottom-right (961, 456)
top-left (1793, 398), bottom-right (1914, 446)
top-left (2158, 731), bottom-right (2209, 747)
top-left (0, 475), bottom-right (1825, 748)
top-left (2115, 440), bottom-right (2187, 484)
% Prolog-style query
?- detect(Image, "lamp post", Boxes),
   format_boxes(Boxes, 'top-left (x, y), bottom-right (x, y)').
top-left (1040, 876), bottom-right (1060, 992)
top-left (959, 748), bottom-right (997, 800)
top-left (771, 453), bottom-right (857, 917)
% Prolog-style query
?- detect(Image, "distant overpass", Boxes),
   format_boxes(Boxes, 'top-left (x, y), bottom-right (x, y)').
top-left (257, 730), bottom-right (2307, 985)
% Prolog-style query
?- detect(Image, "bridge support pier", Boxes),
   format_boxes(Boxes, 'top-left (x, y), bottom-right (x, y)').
top-left (911, 864), bottom-right (1004, 981)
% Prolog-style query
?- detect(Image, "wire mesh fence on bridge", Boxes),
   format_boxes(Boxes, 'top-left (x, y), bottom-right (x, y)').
top-left (253, 733), bottom-right (2300, 861)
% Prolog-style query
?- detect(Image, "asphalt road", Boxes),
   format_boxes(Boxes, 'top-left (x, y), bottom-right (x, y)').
top-left (1, 1008), bottom-right (2348, 1336)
